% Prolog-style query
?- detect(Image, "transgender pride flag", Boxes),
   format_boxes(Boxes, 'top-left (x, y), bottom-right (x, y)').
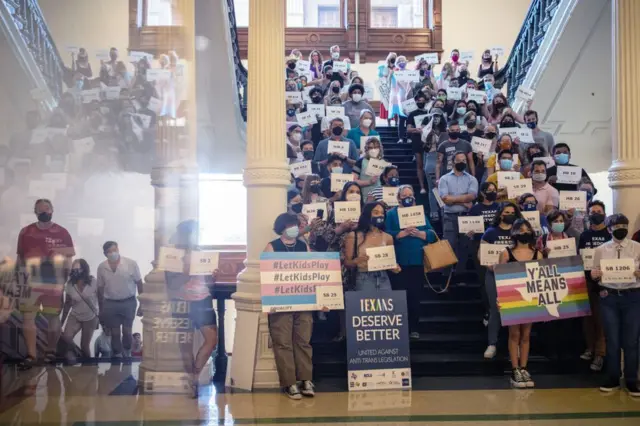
top-left (495, 256), bottom-right (591, 326)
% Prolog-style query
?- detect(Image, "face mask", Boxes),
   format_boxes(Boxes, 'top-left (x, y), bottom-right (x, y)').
top-left (485, 81), bottom-right (494, 90)
top-left (388, 176), bottom-right (400, 187)
top-left (107, 252), bottom-right (120, 262)
top-left (555, 153), bottom-right (570, 165)
top-left (312, 95), bottom-right (322, 103)
top-left (297, 82), bottom-right (303, 90)
top-left (526, 121), bottom-right (537, 129)
top-left (449, 131), bottom-right (460, 140)
top-left (332, 86), bottom-right (340, 94)
top-left (372, 216), bottom-right (386, 229)
top-left (495, 103), bottom-right (505, 111)
top-left (398, 62), bottom-right (407, 69)
top-left (499, 159), bottom-right (513, 170)
top-left (515, 233), bottom-right (534, 244)
top-left (532, 173), bottom-right (547, 182)
top-left (291, 132), bottom-right (302, 142)
top-left (589, 213), bottom-right (605, 225)
top-left (485, 192), bottom-right (497, 202)
top-left (291, 203), bottom-right (303, 213)
top-left (346, 193), bottom-right (361, 202)
top-left (485, 132), bottom-right (496, 139)
top-left (332, 52), bottom-right (340, 60)
top-left (368, 148), bottom-right (380, 158)
top-left (362, 118), bottom-right (372, 128)
top-left (483, 55), bottom-right (491, 62)
top-left (332, 126), bottom-right (343, 136)
top-left (310, 183), bottom-right (321, 194)
top-left (438, 95), bottom-right (447, 101)
top-left (416, 102), bottom-right (426, 109)
top-left (37, 212), bottom-right (52, 223)
top-left (352, 94), bottom-right (362, 102)
top-left (401, 196), bottom-right (415, 207)
top-left (456, 107), bottom-right (467, 115)
top-left (452, 54), bottom-right (460, 62)
top-left (454, 162), bottom-right (467, 172)
top-left (287, 62), bottom-right (296, 70)
top-left (70, 269), bottom-right (83, 282)
top-left (612, 228), bottom-right (628, 240)
top-left (466, 120), bottom-right (476, 128)
top-left (502, 214), bottom-right (516, 225)
top-left (284, 226), bottom-right (300, 239)
top-left (303, 150), bottom-right (314, 160)
top-left (551, 223), bottom-right (565, 233)
top-left (501, 121), bottom-right (515, 127)
top-left (287, 109), bottom-right (296, 117)
top-left (332, 167), bottom-right (343, 174)
top-left (523, 203), bottom-right (537, 212)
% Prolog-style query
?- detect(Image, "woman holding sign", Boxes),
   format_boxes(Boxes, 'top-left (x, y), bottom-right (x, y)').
top-left (536, 210), bottom-right (574, 256)
top-left (344, 202), bottom-right (401, 292)
top-left (351, 138), bottom-right (385, 200)
top-left (498, 218), bottom-right (542, 389)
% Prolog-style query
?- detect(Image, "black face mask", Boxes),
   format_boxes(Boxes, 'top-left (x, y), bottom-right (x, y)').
top-left (37, 212), bottom-right (52, 223)
top-left (454, 162), bottom-right (466, 172)
top-left (70, 269), bottom-right (84, 282)
top-left (515, 233), bottom-right (534, 244)
top-left (485, 192), bottom-right (497, 202)
top-left (310, 183), bottom-right (321, 194)
top-left (495, 103), bottom-right (506, 111)
top-left (485, 132), bottom-right (496, 139)
top-left (466, 120), bottom-right (476, 128)
top-left (502, 214), bottom-right (516, 225)
top-left (589, 213), bottom-right (605, 225)
top-left (419, 69), bottom-right (426, 76)
top-left (416, 102), bottom-right (426, 109)
top-left (332, 126), bottom-right (343, 136)
top-left (501, 121), bottom-right (515, 128)
top-left (303, 151), bottom-right (315, 160)
top-left (287, 62), bottom-right (296, 70)
top-left (613, 229), bottom-right (628, 240)
top-left (311, 95), bottom-right (322, 103)
top-left (287, 109), bottom-right (296, 117)
top-left (449, 131), bottom-right (460, 140)
top-left (291, 203), bottom-right (303, 214)
top-left (372, 216), bottom-right (385, 229)
top-left (332, 86), bottom-right (340, 94)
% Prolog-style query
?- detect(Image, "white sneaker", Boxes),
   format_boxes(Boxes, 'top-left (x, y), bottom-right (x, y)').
top-left (284, 384), bottom-right (302, 400)
top-left (580, 350), bottom-right (593, 361)
top-left (420, 188), bottom-right (427, 194)
top-left (520, 368), bottom-right (535, 388)
top-left (484, 345), bottom-right (497, 359)
top-left (300, 380), bottom-right (315, 397)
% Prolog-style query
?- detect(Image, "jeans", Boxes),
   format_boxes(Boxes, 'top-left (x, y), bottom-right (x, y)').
top-left (442, 213), bottom-right (471, 277)
top-left (355, 271), bottom-right (392, 291)
top-left (485, 270), bottom-right (501, 345)
top-left (397, 115), bottom-right (407, 142)
top-left (391, 265), bottom-right (423, 333)
top-left (600, 289), bottom-right (640, 384)
top-left (424, 152), bottom-right (439, 219)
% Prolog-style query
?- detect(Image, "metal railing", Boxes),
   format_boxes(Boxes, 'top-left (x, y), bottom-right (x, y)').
top-left (227, 0), bottom-right (248, 121)
top-left (495, 0), bottom-right (561, 103)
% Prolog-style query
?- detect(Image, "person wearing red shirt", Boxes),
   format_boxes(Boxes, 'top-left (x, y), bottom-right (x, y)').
top-left (16, 199), bottom-right (75, 370)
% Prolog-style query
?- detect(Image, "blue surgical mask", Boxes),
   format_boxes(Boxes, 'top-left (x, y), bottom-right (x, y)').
top-left (388, 177), bottom-right (400, 187)
top-left (331, 167), bottom-right (343, 174)
top-left (551, 223), bottom-right (565, 234)
top-left (401, 196), bottom-right (415, 207)
top-left (456, 107), bottom-right (467, 115)
top-left (554, 153), bottom-right (570, 165)
top-left (499, 159), bottom-right (513, 170)
top-left (526, 121), bottom-right (537, 129)
top-left (523, 203), bottom-right (537, 212)
top-left (485, 82), bottom-right (493, 90)
top-left (585, 190), bottom-right (594, 201)
top-left (284, 226), bottom-right (299, 239)
top-left (107, 252), bottom-right (120, 262)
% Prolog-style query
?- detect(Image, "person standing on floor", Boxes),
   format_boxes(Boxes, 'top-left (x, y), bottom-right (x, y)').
top-left (97, 241), bottom-right (143, 361)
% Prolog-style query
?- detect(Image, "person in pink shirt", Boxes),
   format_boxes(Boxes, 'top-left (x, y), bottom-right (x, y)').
top-left (530, 160), bottom-right (559, 214)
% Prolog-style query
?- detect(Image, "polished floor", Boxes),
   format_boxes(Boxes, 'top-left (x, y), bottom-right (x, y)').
top-left (0, 363), bottom-right (639, 425)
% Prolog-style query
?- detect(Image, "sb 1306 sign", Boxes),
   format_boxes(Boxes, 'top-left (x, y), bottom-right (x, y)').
top-left (346, 290), bottom-right (411, 392)
top-left (495, 256), bottom-right (590, 326)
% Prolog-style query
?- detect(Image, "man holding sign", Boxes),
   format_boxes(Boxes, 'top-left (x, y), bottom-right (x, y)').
top-left (314, 118), bottom-right (358, 173)
top-left (590, 214), bottom-right (640, 396)
top-left (546, 143), bottom-right (596, 194)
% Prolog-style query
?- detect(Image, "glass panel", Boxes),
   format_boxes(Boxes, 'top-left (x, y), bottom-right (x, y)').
top-left (146, 0), bottom-right (181, 26)
top-left (237, 0), bottom-right (342, 28)
top-left (235, 0), bottom-right (249, 27)
top-left (370, 0), bottom-right (424, 28)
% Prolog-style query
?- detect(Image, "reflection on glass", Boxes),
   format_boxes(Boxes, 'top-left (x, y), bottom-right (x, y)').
top-left (199, 174), bottom-right (247, 246)
top-left (370, 0), bottom-right (424, 29)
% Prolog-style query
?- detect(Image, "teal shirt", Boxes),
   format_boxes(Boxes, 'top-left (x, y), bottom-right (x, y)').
top-left (347, 128), bottom-right (380, 150)
top-left (385, 207), bottom-right (437, 266)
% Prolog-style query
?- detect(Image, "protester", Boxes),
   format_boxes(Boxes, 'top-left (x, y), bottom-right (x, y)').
top-left (546, 143), bottom-right (597, 193)
top-left (486, 150), bottom-right (525, 203)
top-left (314, 118), bottom-right (358, 173)
top-left (347, 110), bottom-right (379, 150)
top-left (286, 124), bottom-right (303, 163)
top-left (343, 84), bottom-right (373, 129)
top-left (369, 165), bottom-right (400, 204)
top-left (319, 154), bottom-right (345, 199)
top-left (288, 189), bottom-right (303, 214)
top-left (477, 49), bottom-right (498, 79)
top-left (523, 110), bottom-right (554, 155)
top-left (530, 160), bottom-right (559, 213)
top-left (518, 193), bottom-right (550, 236)
top-left (351, 137), bottom-right (384, 200)
top-left (486, 134), bottom-right (520, 176)
top-left (536, 210), bottom-right (574, 255)
top-left (132, 333), bottom-right (143, 357)
top-left (436, 121), bottom-right (475, 183)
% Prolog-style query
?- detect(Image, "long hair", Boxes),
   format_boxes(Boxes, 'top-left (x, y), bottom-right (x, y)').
top-left (339, 181), bottom-right (363, 206)
top-left (363, 137), bottom-right (384, 160)
top-left (71, 258), bottom-right (93, 284)
top-left (477, 181), bottom-right (497, 203)
top-left (356, 201), bottom-right (386, 249)
top-left (491, 94), bottom-right (509, 118)
top-left (309, 50), bottom-right (323, 65)
top-left (301, 174), bottom-right (321, 204)
top-left (510, 218), bottom-right (536, 250)
top-left (492, 202), bottom-right (522, 227)
top-left (171, 219), bottom-right (199, 249)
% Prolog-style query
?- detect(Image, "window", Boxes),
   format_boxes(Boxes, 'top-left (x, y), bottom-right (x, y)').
top-left (142, 0), bottom-right (181, 26)
top-left (316, 5), bottom-right (340, 28)
top-left (370, 0), bottom-right (424, 28)
top-left (235, 0), bottom-right (342, 28)
top-left (234, 0), bottom-right (249, 27)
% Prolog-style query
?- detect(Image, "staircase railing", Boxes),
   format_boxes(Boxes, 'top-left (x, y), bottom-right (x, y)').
top-left (227, 0), bottom-right (248, 121)
top-left (495, 0), bottom-right (562, 103)
top-left (2, 0), bottom-right (65, 101)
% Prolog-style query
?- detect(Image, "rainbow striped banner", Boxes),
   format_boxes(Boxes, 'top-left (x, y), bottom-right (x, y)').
top-left (495, 256), bottom-right (591, 326)
top-left (260, 252), bottom-right (343, 313)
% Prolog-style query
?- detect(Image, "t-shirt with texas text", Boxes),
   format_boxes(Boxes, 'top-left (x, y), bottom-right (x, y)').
top-left (481, 226), bottom-right (513, 246)
top-left (437, 139), bottom-right (472, 174)
top-left (578, 228), bottom-right (611, 250)
top-left (469, 202), bottom-right (500, 241)
top-left (17, 223), bottom-right (75, 261)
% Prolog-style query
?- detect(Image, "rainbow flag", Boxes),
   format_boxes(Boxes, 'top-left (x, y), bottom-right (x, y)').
top-left (495, 256), bottom-right (591, 326)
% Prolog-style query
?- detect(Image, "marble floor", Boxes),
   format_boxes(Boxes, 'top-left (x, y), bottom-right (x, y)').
top-left (0, 363), bottom-right (639, 425)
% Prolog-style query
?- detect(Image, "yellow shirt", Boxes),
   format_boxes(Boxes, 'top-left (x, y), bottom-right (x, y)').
top-left (487, 153), bottom-right (521, 171)
top-left (487, 172), bottom-right (525, 204)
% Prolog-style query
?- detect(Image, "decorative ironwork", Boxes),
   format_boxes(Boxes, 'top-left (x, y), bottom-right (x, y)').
top-left (495, 0), bottom-right (561, 103)
top-left (227, 0), bottom-right (247, 121)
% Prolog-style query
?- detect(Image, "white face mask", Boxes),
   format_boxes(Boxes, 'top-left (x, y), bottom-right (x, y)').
top-left (346, 192), bottom-right (361, 202)
top-left (332, 52), bottom-right (340, 60)
top-left (368, 148), bottom-right (380, 158)
top-left (362, 118), bottom-right (372, 128)
top-left (352, 94), bottom-right (362, 103)
top-left (291, 132), bottom-right (302, 142)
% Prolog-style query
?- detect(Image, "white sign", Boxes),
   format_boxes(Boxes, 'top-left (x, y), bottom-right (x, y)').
top-left (491, 46), bottom-right (505, 57)
top-left (308, 103), bottom-right (325, 119)
top-left (505, 178), bottom-right (532, 199)
top-left (302, 202), bottom-right (328, 220)
top-left (328, 140), bottom-right (350, 157)
top-left (497, 171), bottom-right (520, 187)
top-left (467, 89), bottom-right (486, 104)
top-left (315, 286), bottom-right (344, 310)
top-left (146, 69), bottom-right (171, 82)
top-left (364, 84), bottom-right (375, 101)
top-left (128, 51), bottom-right (152, 62)
top-left (296, 111), bottom-right (316, 127)
top-left (398, 205), bottom-right (426, 229)
top-left (295, 60), bottom-right (310, 72)
top-left (538, 156), bottom-right (556, 169)
top-left (158, 246), bottom-right (185, 273)
top-left (190, 251), bottom-right (220, 275)
top-left (517, 128), bottom-right (534, 144)
top-left (382, 187), bottom-right (399, 207)
top-left (432, 188), bottom-right (445, 208)
top-left (559, 191), bottom-right (587, 211)
top-left (480, 244), bottom-right (506, 266)
top-left (395, 70), bottom-right (420, 83)
top-left (413, 114), bottom-right (429, 129)
top-left (522, 211), bottom-right (541, 231)
top-left (402, 99), bottom-right (418, 114)
top-left (334, 201), bottom-right (361, 223)
top-left (66, 45), bottom-right (80, 54)
top-left (499, 127), bottom-right (519, 140)
top-left (547, 238), bottom-right (577, 258)
top-left (95, 49), bottom-right (110, 61)
top-left (446, 87), bottom-right (464, 101)
top-left (331, 173), bottom-right (352, 192)
top-left (103, 86), bottom-right (121, 100)
top-left (290, 161), bottom-right (312, 178)
top-left (516, 86), bottom-right (536, 101)
top-left (580, 248), bottom-right (595, 271)
top-left (326, 106), bottom-right (345, 119)
top-left (471, 137), bottom-right (492, 155)
top-left (460, 51), bottom-right (474, 62)
top-left (556, 166), bottom-right (583, 184)
top-left (365, 159), bottom-right (388, 177)
top-left (333, 61), bottom-right (348, 73)
top-left (601, 258), bottom-right (636, 284)
top-left (81, 88), bottom-right (101, 103)
top-left (366, 246), bottom-right (397, 272)
top-left (458, 216), bottom-right (485, 234)
top-left (134, 113), bottom-right (152, 129)
top-left (415, 53), bottom-right (439, 64)
top-left (285, 91), bottom-right (302, 104)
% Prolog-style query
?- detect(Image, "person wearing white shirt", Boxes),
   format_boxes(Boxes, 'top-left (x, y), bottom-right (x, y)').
top-left (591, 214), bottom-right (640, 397)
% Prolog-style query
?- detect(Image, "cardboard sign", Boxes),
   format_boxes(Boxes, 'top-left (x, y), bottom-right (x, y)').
top-left (146, 69), bottom-right (171, 82)
top-left (547, 238), bottom-right (577, 258)
top-left (365, 159), bottom-right (388, 177)
top-left (103, 86), bottom-right (121, 100)
top-left (327, 106), bottom-right (345, 120)
top-left (366, 246), bottom-right (397, 272)
top-left (432, 188), bottom-right (445, 208)
top-left (402, 99), bottom-right (418, 114)
top-left (285, 91), bottom-right (302, 104)
top-left (308, 103), bottom-right (325, 119)
top-left (471, 137), bottom-right (492, 155)
top-left (81, 88), bottom-right (101, 103)
top-left (295, 59), bottom-right (310, 72)
top-left (446, 87), bottom-right (464, 101)
top-left (157, 246), bottom-right (185, 273)
top-left (559, 191), bottom-right (587, 211)
top-left (316, 285), bottom-right (344, 311)
top-left (415, 53), bottom-right (439, 64)
top-left (302, 202), bottom-right (328, 220)
top-left (458, 216), bottom-right (485, 234)
top-left (331, 173), bottom-right (352, 192)
top-left (334, 201), bottom-right (361, 223)
top-left (497, 171), bottom-right (521, 188)
top-left (517, 128), bottom-right (534, 144)
top-left (333, 61), bottom-right (348, 73)
top-left (398, 205), bottom-right (426, 229)
top-left (505, 178), bottom-right (532, 199)
top-left (460, 51), bottom-right (474, 62)
top-left (296, 111), bottom-right (316, 127)
top-left (66, 45), bottom-right (80, 54)
top-left (467, 89), bottom-right (486, 104)
top-left (522, 211), bottom-right (541, 231)
top-left (382, 187), bottom-right (399, 207)
top-left (189, 251), bottom-right (220, 276)
top-left (556, 166), bottom-right (583, 184)
top-left (364, 84), bottom-right (375, 100)
top-left (516, 86), bottom-right (536, 101)
top-left (290, 161), bottom-right (312, 178)
top-left (95, 49), bottom-right (110, 61)
top-left (491, 46), bottom-right (505, 57)
top-left (395, 70), bottom-right (420, 83)
top-left (260, 252), bottom-right (343, 313)
top-left (72, 136), bottom-right (95, 155)
top-left (580, 248), bottom-right (595, 271)
top-left (538, 156), bottom-right (556, 169)
top-left (413, 114), bottom-right (429, 129)
top-left (480, 244), bottom-right (506, 266)
top-left (601, 258), bottom-right (636, 285)
top-left (328, 140), bottom-right (350, 157)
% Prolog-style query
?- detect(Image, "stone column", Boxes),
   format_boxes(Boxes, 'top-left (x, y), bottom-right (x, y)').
top-left (609, 0), bottom-right (640, 230)
top-left (230, 0), bottom-right (289, 390)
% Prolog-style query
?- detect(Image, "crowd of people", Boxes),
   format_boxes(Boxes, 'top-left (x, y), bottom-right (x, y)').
top-left (276, 46), bottom-right (640, 399)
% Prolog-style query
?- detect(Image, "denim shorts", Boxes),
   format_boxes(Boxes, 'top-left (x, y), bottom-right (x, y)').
top-left (355, 271), bottom-right (392, 291)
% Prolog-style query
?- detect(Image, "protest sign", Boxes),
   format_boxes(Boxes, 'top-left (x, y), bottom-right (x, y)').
top-left (495, 256), bottom-right (590, 326)
top-left (334, 201), bottom-right (361, 223)
top-left (260, 252), bottom-right (343, 313)
top-left (398, 206), bottom-right (426, 228)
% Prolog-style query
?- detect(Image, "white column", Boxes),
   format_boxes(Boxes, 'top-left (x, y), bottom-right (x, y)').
top-left (230, 0), bottom-right (289, 390)
top-left (609, 0), bottom-right (640, 230)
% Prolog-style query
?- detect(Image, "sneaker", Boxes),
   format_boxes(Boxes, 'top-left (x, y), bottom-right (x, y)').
top-left (300, 380), bottom-right (315, 397)
top-left (599, 378), bottom-right (621, 393)
top-left (484, 345), bottom-right (497, 359)
top-left (590, 356), bottom-right (604, 372)
top-left (580, 349), bottom-right (594, 361)
top-left (419, 188), bottom-right (427, 195)
top-left (410, 332), bottom-right (420, 340)
top-left (482, 312), bottom-right (490, 327)
top-left (284, 384), bottom-right (302, 400)
top-left (520, 368), bottom-right (535, 388)
top-left (396, 139), bottom-right (404, 144)
top-left (510, 368), bottom-right (527, 389)
top-left (626, 382), bottom-right (640, 397)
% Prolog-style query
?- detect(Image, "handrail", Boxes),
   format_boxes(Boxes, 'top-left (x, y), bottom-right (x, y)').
top-left (494, 0), bottom-right (561, 103)
top-left (227, 0), bottom-right (248, 121)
